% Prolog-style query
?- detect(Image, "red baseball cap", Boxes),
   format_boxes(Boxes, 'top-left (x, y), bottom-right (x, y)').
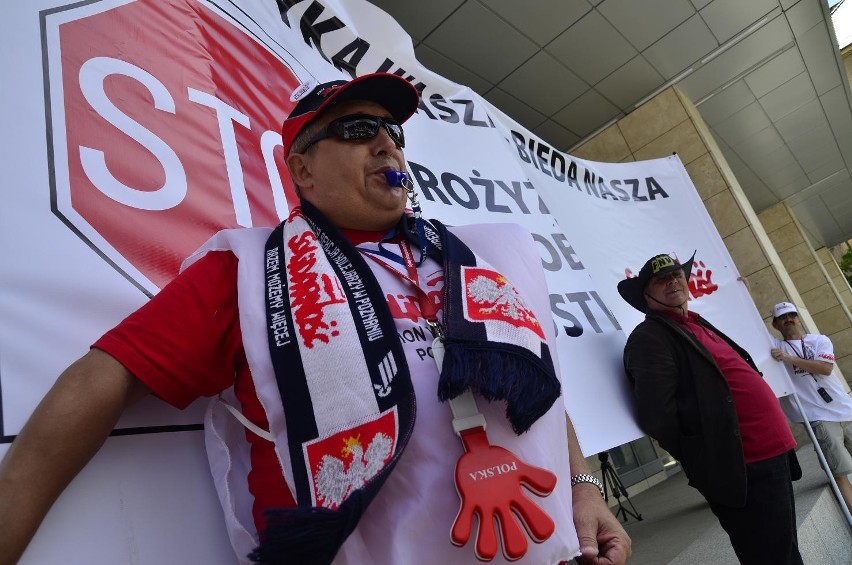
top-left (281, 73), bottom-right (420, 156)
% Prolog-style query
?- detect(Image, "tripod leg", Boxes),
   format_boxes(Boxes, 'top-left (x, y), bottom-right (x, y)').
top-left (599, 459), bottom-right (643, 522)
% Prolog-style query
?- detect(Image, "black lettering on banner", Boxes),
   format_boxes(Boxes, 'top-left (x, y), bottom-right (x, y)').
top-left (441, 173), bottom-right (479, 209)
top-left (626, 179), bottom-right (644, 201)
top-left (551, 151), bottom-right (566, 182)
top-left (373, 59), bottom-right (427, 93)
top-left (550, 294), bottom-right (583, 337)
top-left (495, 180), bottom-right (530, 214)
top-left (550, 291), bottom-right (621, 337)
top-left (609, 179), bottom-right (629, 200)
top-left (511, 131), bottom-right (532, 164)
top-left (451, 99), bottom-right (490, 128)
top-left (582, 170), bottom-right (600, 198)
top-left (590, 291), bottom-right (622, 331)
top-left (536, 144), bottom-right (551, 178)
top-left (527, 137), bottom-right (539, 171)
top-left (279, 0), bottom-right (346, 63)
top-left (416, 98), bottom-right (437, 120)
top-left (331, 38), bottom-right (370, 77)
top-left (534, 234), bottom-right (560, 272)
top-left (273, 3), bottom-right (503, 135)
top-left (532, 233), bottom-right (584, 272)
top-left (279, 2), bottom-right (473, 124)
top-left (646, 176), bottom-right (670, 200)
top-left (554, 234), bottom-right (583, 269)
top-left (407, 161), bottom-right (546, 215)
top-left (276, 0), bottom-right (303, 24)
top-left (566, 160), bottom-right (581, 191)
top-left (430, 94), bottom-right (459, 123)
top-left (508, 134), bottom-right (561, 182)
top-left (408, 162), bottom-right (451, 205)
top-left (510, 130), bottom-right (672, 203)
top-left (597, 177), bottom-right (619, 201)
top-left (471, 170), bottom-right (510, 214)
top-left (566, 292), bottom-right (602, 333)
top-left (530, 181), bottom-right (550, 214)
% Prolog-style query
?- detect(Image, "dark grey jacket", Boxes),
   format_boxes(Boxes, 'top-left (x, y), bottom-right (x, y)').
top-left (623, 310), bottom-right (754, 507)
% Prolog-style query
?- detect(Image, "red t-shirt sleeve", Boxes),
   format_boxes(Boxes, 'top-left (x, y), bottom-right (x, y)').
top-left (94, 251), bottom-right (243, 408)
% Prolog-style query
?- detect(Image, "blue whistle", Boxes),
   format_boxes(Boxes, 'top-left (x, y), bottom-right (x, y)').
top-left (384, 170), bottom-right (408, 187)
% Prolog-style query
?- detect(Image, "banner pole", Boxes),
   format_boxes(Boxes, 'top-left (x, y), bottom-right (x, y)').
top-left (789, 392), bottom-right (852, 532)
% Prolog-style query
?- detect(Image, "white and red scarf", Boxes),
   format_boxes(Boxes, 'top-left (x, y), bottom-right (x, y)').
top-left (251, 201), bottom-right (560, 564)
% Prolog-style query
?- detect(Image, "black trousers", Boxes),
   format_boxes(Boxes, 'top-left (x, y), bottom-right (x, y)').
top-left (707, 451), bottom-right (803, 565)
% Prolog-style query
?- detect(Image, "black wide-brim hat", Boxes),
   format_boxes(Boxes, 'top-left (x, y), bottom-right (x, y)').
top-left (617, 252), bottom-right (695, 313)
top-left (281, 72), bottom-right (420, 155)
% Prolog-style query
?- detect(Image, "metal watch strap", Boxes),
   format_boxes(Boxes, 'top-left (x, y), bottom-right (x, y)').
top-left (570, 473), bottom-right (604, 498)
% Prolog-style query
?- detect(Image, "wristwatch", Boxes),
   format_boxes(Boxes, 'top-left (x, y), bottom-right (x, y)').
top-left (570, 473), bottom-right (605, 498)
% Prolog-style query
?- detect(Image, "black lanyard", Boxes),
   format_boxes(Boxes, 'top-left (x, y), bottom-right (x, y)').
top-left (784, 338), bottom-right (819, 383)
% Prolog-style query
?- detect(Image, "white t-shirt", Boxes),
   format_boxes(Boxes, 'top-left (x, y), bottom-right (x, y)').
top-left (776, 334), bottom-right (852, 423)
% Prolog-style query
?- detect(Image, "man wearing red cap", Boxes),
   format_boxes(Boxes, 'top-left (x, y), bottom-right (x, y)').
top-left (619, 253), bottom-right (802, 565)
top-left (770, 301), bottom-right (852, 511)
top-left (0, 73), bottom-right (630, 565)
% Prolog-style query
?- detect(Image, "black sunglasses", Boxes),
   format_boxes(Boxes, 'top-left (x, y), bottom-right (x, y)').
top-left (300, 114), bottom-right (405, 152)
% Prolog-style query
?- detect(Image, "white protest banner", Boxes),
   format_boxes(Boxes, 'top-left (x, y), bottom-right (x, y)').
top-left (1, 0), bottom-right (777, 562)
top-left (524, 154), bottom-right (794, 396)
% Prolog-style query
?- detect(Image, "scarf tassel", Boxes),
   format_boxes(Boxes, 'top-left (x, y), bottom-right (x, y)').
top-left (437, 339), bottom-right (561, 434)
top-left (248, 490), bottom-right (365, 565)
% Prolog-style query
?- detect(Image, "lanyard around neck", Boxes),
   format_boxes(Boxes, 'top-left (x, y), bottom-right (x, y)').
top-left (784, 338), bottom-right (819, 382)
top-left (357, 219), bottom-right (428, 268)
top-left (784, 338), bottom-right (807, 359)
top-left (359, 238), bottom-right (441, 333)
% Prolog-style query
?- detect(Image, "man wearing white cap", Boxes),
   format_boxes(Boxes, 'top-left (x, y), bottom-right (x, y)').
top-left (770, 301), bottom-right (852, 510)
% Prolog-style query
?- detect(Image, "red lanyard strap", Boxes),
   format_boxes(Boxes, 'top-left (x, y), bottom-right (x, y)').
top-left (360, 239), bottom-right (441, 331)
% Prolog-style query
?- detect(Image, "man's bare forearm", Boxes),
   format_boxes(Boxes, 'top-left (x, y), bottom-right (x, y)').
top-left (564, 413), bottom-right (632, 564)
top-left (0, 349), bottom-right (150, 565)
top-left (772, 348), bottom-right (833, 376)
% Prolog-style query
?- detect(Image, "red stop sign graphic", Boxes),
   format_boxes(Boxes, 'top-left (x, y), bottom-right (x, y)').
top-left (46, 0), bottom-right (301, 293)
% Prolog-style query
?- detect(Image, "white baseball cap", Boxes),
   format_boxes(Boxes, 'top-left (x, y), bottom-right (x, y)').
top-left (772, 302), bottom-right (798, 319)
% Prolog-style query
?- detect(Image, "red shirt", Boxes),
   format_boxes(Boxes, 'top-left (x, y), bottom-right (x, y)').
top-left (94, 252), bottom-right (295, 531)
top-left (94, 229), bottom-right (396, 532)
top-left (660, 310), bottom-right (795, 463)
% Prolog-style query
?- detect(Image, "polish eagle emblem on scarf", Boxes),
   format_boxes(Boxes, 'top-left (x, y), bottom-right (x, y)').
top-left (305, 410), bottom-right (398, 509)
top-left (461, 267), bottom-right (546, 339)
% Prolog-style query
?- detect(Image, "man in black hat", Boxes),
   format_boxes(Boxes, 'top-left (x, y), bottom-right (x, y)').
top-left (0, 73), bottom-right (630, 565)
top-left (619, 253), bottom-right (802, 565)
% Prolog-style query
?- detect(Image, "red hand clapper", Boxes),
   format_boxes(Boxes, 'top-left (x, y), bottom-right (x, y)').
top-left (451, 426), bottom-right (557, 561)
